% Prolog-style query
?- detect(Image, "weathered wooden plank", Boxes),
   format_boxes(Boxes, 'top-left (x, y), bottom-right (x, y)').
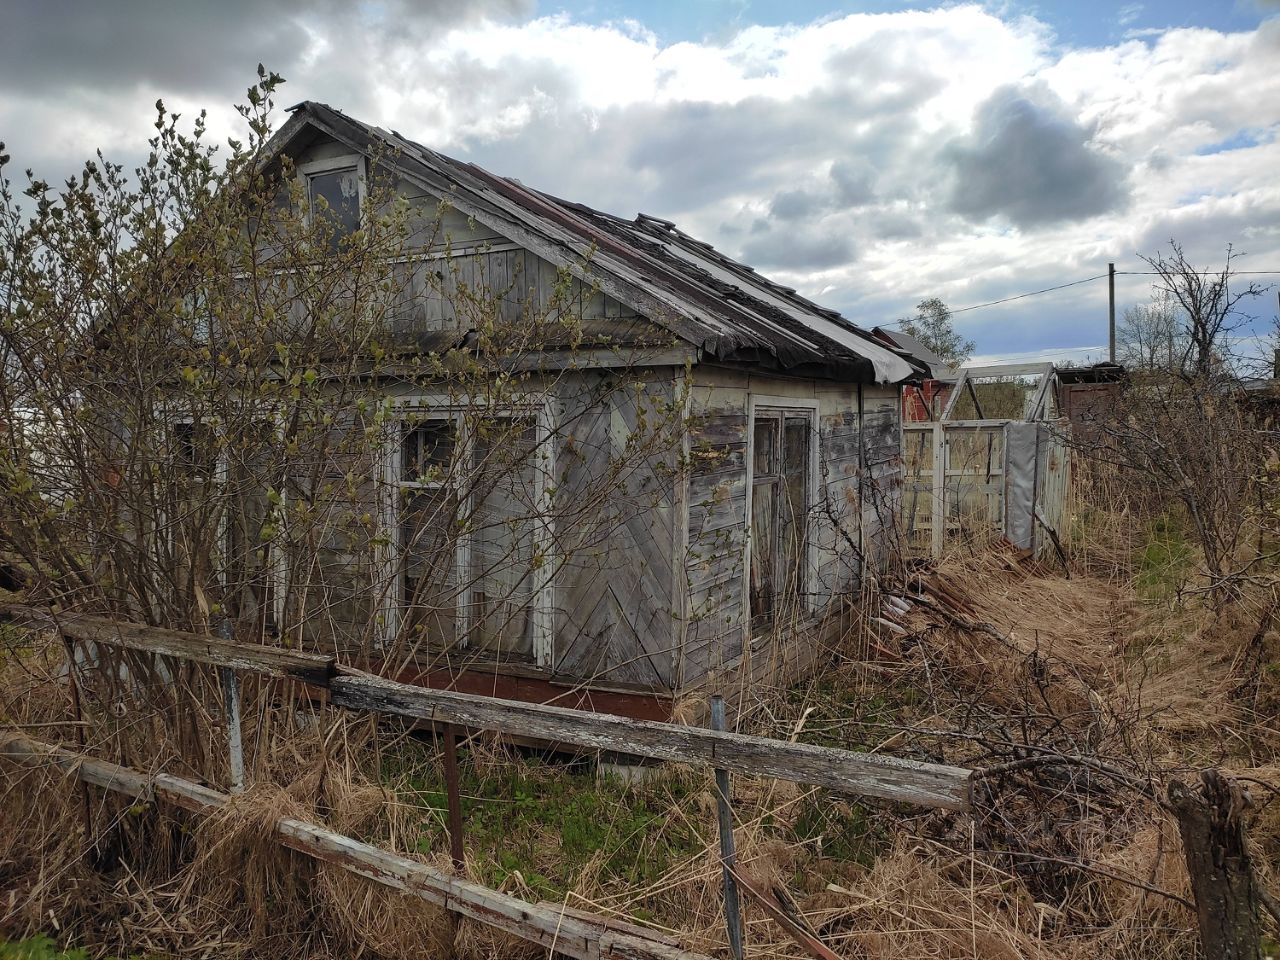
top-left (820, 433), bottom-right (861, 463)
top-left (689, 472), bottom-right (746, 508)
top-left (688, 492), bottom-right (746, 537)
top-left (688, 415), bottom-right (748, 447)
top-left (726, 864), bottom-right (840, 960)
top-left (0, 605), bottom-right (334, 686)
top-left (0, 734), bottom-right (707, 960)
top-left (686, 550), bottom-right (744, 594)
top-left (329, 673), bottom-right (973, 809)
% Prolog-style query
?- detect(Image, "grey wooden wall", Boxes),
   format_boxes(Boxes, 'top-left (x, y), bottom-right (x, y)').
top-left (550, 372), bottom-right (681, 689)
top-left (680, 370), bottom-right (903, 687)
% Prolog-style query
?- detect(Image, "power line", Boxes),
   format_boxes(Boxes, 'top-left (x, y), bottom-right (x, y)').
top-left (880, 267), bottom-right (1280, 328)
top-left (881, 273), bottom-right (1110, 327)
top-left (950, 273), bottom-right (1112, 313)
top-left (1117, 270), bottom-right (1280, 276)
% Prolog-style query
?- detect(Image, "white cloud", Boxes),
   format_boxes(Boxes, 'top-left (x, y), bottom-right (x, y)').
top-left (1, 4), bottom-right (1277, 356)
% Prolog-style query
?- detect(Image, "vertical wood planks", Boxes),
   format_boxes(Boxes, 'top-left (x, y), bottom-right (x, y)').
top-left (931, 421), bottom-right (946, 559)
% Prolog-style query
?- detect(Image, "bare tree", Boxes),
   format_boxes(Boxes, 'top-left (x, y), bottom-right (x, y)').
top-left (1141, 241), bottom-right (1266, 379)
top-left (0, 72), bottom-right (689, 727)
top-left (1116, 292), bottom-right (1184, 372)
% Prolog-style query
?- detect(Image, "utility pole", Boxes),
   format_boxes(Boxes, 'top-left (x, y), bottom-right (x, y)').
top-left (1108, 262), bottom-right (1116, 364)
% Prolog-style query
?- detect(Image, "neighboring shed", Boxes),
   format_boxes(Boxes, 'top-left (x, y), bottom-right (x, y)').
top-left (872, 326), bottom-right (957, 422)
top-left (1056, 363), bottom-right (1126, 437)
top-left (162, 101), bottom-right (928, 715)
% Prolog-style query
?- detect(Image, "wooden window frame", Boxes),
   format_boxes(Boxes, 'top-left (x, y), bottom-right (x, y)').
top-left (382, 395), bottom-right (556, 665)
top-left (161, 411), bottom-right (288, 633)
top-left (743, 396), bottom-right (819, 638)
top-left (298, 155), bottom-right (367, 242)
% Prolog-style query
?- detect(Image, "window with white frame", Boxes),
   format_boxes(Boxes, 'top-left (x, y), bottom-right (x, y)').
top-left (398, 415), bottom-right (462, 649)
top-left (747, 405), bottom-right (814, 632)
top-left (391, 404), bottom-right (553, 662)
top-left (300, 158), bottom-right (363, 254)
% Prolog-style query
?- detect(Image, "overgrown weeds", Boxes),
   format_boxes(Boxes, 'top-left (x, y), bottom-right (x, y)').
top-left (5, 483), bottom-right (1280, 957)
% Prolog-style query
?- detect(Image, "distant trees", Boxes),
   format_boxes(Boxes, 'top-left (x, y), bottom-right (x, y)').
top-left (1116, 293), bottom-right (1185, 372)
top-left (899, 297), bottom-right (973, 369)
top-left (1084, 241), bottom-right (1275, 606)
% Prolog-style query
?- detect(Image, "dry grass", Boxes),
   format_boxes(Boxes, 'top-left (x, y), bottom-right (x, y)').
top-left (3, 505), bottom-right (1280, 958)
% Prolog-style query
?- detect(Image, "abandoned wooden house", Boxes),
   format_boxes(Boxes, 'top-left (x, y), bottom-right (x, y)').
top-left (169, 101), bottom-right (929, 718)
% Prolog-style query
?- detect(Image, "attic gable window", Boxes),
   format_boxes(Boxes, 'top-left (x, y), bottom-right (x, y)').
top-left (299, 157), bottom-right (364, 253)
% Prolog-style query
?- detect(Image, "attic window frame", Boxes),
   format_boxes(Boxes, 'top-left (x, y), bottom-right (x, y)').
top-left (298, 155), bottom-right (367, 247)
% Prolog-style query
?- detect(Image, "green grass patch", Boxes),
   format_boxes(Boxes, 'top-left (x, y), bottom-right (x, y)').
top-left (381, 724), bottom-right (891, 900)
top-left (0, 936), bottom-right (150, 960)
top-left (0, 939), bottom-right (89, 960)
top-left (383, 740), bottom-right (707, 898)
top-left (1135, 513), bottom-right (1194, 601)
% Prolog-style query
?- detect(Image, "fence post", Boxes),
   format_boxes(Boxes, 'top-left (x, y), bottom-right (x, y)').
top-left (219, 666), bottom-right (245, 793)
top-left (931, 421), bottom-right (946, 558)
top-left (215, 620), bottom-right (244, 793)
top-left (710, 695), bottom-right (744, 960)
top-left (442, 724), bottom-right (466, 872)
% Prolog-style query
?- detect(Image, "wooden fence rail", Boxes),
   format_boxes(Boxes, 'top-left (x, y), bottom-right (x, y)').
top-left (1, 602), bottom-right (975, 958)
top-left (330, 673), bottom-right (971, 809)
top-left (0, 733), bottom-right (706, 960)
top-left (1, 604), bottom-right (972, 810)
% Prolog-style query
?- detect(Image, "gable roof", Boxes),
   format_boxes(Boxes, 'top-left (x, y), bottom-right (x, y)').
top-left (271, 101), bottom-right (922, 384)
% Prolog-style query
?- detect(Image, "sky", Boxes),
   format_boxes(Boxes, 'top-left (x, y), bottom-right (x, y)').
top-left (2, 0), bottom-right (1279, 364)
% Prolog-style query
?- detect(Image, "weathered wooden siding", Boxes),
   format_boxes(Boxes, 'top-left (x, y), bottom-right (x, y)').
top-left (683, 378), bottom-right (750, 683)
top-left (680, 369), bottom-right (903, 687)
top-left (859, 386), bottom-right (903, 572)
top-left (551, 372), bottom-right (681, 689)
top-left (382, 245), bottom-right (667, 350)
top-left (813, 383), bottom-right (862, 606)
top-left (289, 135), bottom-right (673, 353)
top-left (283, 411), bottom-right (384, 656)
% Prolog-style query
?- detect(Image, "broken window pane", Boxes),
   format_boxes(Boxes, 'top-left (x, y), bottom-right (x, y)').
top-left (173, 420), bottom-right (216, 480)
top-left (750, 412), bottom-right (811, 632)
top-left (402, 420), bottom-right (456, 482)
top-left (753, 418), bottom-right (776, 476)
top-left (750, 478), bottom-right (777, 626)
top-left (780, 417), bottom-right (810, 606)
